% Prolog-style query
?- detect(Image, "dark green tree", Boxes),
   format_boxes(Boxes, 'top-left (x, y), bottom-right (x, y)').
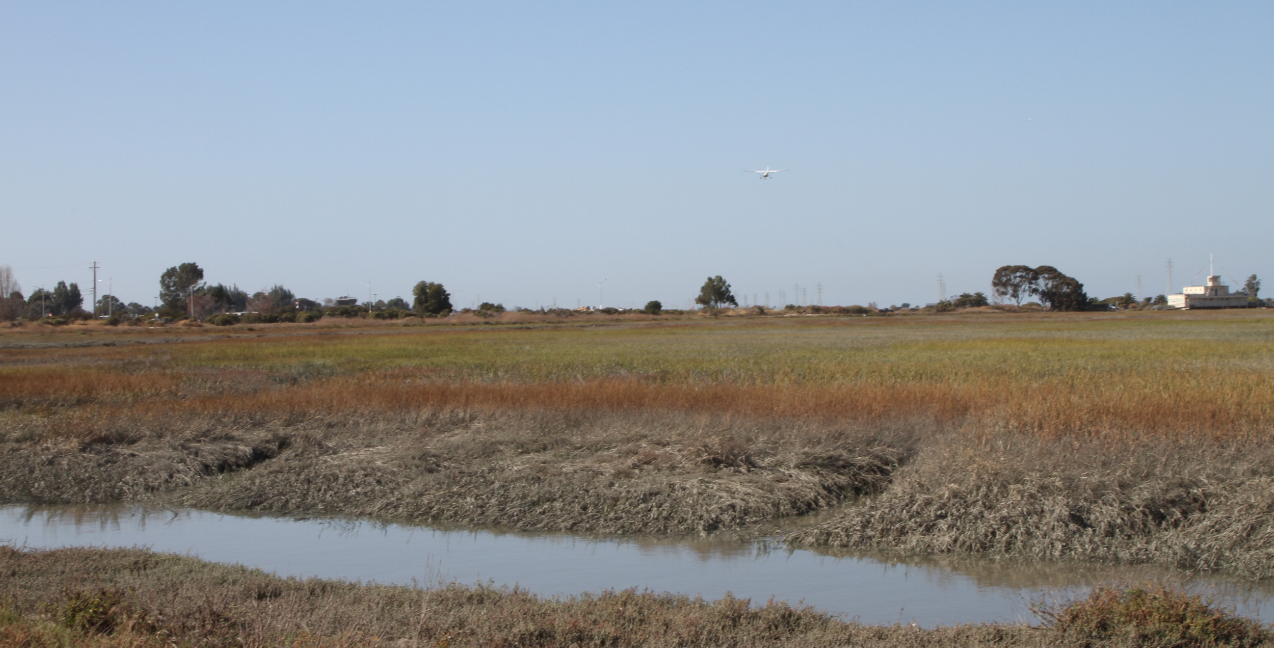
top-left (1152, 294), bottom-right (1168, 306)
top-left (695, 276), bottom-right (737, 309)
top-left (1035, 266), bottom-right (1089, 311)
top-left (125, 302), bottom-right (153, 317)
top-left (643, 300), bottom-right (663, 315)
top-left (159, 263), bottom-right (205, 312)
top-left (385, 297), bottom-right (408, 310)
top-left (205, 284), bottom-right (248, 312)
top-left (266, 284), bottom-right (295, 311)
top-left (96, 294), bottom-right (126, 316)
top-left (52, 281), bottom-right (83, 315)
top-left (991, 265), bottom-right (1040, 306)
top-left (951, 292), bottom-right (989, 308)
top-left (478, 302), bottom-right (505, 312)
top-left (1245, 274), bottom-right (1261, 300)
top-left (412, 281), bottom-right (452, 315)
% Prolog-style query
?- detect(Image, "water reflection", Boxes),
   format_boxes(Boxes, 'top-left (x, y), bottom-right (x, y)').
top-left (2, 505), bottom-right (1271, 627)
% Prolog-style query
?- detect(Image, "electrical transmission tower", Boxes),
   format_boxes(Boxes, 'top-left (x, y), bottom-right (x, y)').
top-left (816, 282), bottom-right (822, 306)
top-left (1167, 259), bottom-right (1174, 295)
top-left (938, 274), bottom-right (946, 302)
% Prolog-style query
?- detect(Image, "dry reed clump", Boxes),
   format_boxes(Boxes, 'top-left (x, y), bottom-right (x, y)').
top-left (166, 409), bottom-right (913, 535)
top-left (787, 431), bottom-right (1274, 580)
top-left (0, 546), bottom-right (1060, 647)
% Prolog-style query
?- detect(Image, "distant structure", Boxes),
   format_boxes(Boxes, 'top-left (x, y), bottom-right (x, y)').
top-left (1167, 275), bottom-right (1248, 309)
top-left (335, 296), bottom-right (359, 307)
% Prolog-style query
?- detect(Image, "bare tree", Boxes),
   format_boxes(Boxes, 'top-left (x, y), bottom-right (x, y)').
top-left (0, 265), bottom-right (21, 321)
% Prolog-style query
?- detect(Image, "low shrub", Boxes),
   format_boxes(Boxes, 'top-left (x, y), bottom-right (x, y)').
top-left (210, 314), bottom-right (240, 327)
top-left (1034, 583), bottom-right (1269, 646)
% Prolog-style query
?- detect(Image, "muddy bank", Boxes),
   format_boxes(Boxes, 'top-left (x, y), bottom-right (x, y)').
top-left (0, 410), bottom-right (909, 536)
top-left (790, 432), bottom-right (1274, 580)
top-left (8, 406), bottom-right (1274, 580)
top-left (10, 546), bottom-right (1266, 647)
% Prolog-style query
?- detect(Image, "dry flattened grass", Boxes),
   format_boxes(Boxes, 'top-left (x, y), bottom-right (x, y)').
top-left (0, 409), bottom-right (911, 536)
top-left (0, 546), bottom-right (1057, 647)
top-left (789, 431), bottom-right (1274, 580)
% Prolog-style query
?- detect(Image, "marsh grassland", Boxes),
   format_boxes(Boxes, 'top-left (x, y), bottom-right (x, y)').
top-left (3, 311), bottom-right (1274, 644)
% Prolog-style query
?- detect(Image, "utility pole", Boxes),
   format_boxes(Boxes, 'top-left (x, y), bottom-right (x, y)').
top-left (361, 282), bottom-right (372, 313)
top-left (90, 261), bottom-right (99, 317)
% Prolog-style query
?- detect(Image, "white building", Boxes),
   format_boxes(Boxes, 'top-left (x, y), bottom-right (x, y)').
top-left (1167, 275), bottom-right (1249, 309)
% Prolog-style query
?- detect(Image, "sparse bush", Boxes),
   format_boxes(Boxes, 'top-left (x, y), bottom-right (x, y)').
top-left (1034, 583), bottom-right (1269, 646)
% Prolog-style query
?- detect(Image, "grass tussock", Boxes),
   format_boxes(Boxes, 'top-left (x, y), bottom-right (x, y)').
top-left (16, 546), bottom-right (1263, 648)
top-left (789, 431), bottom-right (1274, 579)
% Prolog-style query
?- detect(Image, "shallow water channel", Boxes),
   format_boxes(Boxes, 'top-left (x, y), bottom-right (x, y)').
top-left (4, 505), bottom-right (1273, 627)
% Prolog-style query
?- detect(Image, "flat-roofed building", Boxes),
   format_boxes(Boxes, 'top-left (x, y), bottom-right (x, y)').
top-left (1167, 276), bottom-right (1249, 309)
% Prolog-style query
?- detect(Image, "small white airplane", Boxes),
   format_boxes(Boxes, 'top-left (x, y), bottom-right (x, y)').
top-left (746, 166), bottom-right (787, 179)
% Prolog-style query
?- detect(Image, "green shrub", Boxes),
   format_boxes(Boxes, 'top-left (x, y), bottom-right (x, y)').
top-left (210, 314), bottom-right (240, 327)
top-left (296, 311), bottom-right (321, 323)
top-left (644, 300), bottom-right (662, 315)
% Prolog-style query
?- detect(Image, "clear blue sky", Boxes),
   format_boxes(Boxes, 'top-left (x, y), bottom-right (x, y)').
top-left (3, 2), bottom-right (1271, 309)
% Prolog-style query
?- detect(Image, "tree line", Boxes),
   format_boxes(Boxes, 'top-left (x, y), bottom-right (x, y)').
top-left (0, 262), bottom-right (1263, 324)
